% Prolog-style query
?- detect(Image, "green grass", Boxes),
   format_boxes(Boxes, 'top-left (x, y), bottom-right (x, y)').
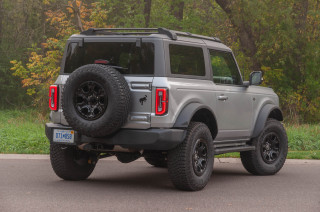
top-left (285, 124), bottom-right (320, 151)
top-left (0, 109), bottom-right (319, 159)
top-left (0, 110), bottom-right (49, 154)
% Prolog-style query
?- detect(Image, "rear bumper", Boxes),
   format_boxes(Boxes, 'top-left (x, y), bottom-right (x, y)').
top-left (45, 123), bottom-right (186, 150)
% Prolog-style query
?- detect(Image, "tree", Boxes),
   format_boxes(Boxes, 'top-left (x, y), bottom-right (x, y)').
top-left (67, 0), bottom-right (84, 31)
top-left (144, 0), bottom-right (152, 27)
top-left (170, 0), bottom-right (184, 21)
top-left (0, 0), bottom-right (3, 45)
top-left (10, 0), bottom-right (95, 112)
top-left (3, 0), bottom-right (320, 122)
top-left (215, 0), bottom-right (259, 71)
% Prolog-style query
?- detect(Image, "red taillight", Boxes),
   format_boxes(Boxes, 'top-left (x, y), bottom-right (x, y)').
top-left (94, 59), bottom-right (109, 64)
top-left (49, 85), bottom-right (58, 111)
top-left (155, 88), bottom-right (168, 116)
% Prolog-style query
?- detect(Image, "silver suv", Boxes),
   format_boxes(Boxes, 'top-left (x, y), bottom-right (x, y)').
top-left (45, 28), bottom-right (288, 191)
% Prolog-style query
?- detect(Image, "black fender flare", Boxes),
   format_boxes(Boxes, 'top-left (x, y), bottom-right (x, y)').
top-left (251, 104), bottom-right (283, 138)
top-left (173, 103), bottom-right (216, 128)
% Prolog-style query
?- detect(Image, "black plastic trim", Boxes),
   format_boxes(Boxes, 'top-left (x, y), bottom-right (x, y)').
top-left (214, 145), bottom-right (255, 155)
top-left (173, 103), bottom-right (216, 128)
top-left (251, 104), bottom-right (283, 138)
top-left (45, 123), bottom-right (186, 150)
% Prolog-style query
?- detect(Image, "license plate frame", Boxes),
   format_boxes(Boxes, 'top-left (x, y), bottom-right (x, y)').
top-left (53, 129), bottom-right (75, 144)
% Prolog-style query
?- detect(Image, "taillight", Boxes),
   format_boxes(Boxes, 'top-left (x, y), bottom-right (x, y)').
top-left (155, 88), bottom-right (168, 116)
top-left (49, 85), bottom-right (58, 111)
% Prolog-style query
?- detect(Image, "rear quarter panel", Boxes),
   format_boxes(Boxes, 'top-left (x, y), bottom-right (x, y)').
top-left (151, 77), bottom-right (217, 128)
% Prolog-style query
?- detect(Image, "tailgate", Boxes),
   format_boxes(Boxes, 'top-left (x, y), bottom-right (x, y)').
top-left (122, 76), bottom-right (154, 129)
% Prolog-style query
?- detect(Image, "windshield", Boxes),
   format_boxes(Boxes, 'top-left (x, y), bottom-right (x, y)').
top-left (63, 42), bottom-right (155, 75)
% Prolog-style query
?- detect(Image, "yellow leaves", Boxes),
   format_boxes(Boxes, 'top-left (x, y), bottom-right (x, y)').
top-left (10, 60), bottom-right (28, 78)
top-left (46, 9), bottom-right (77, 37)
top-left (10, 35), bottom-right (62, 104)
top-left (22, 78), bottom-right (32, 87)
top-left (90, 2), bottom-right (109, 28)
top-left (66, 6), bottom-right (73, 14)
top-left (46, 0), bottom-right (109, 35)
top-left (26, 88), bottom-right (36, 96)
top-left (10, 0), bottom-right (110, 110)
top-left (42, 0), bottom-right (51, 5)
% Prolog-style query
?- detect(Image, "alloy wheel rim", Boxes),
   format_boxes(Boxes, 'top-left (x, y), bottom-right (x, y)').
top-left (192, 139), bottom-right (208, 176)
top-left (261, 132), bottom-right (281, 164)
top-left (74, 81), bottom-right (107, 120)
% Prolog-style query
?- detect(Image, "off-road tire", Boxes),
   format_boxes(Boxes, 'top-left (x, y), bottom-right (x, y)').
top-left (167, 122), bottom-right (214, 191)
top-left (144, 151), bottom-right (167, 168)
top-left (62, 64), bottom-right (131, 137)
top-left (50, 143), bottom-right (97, 180)
top-left (240, 119), bottom-right (288, 175)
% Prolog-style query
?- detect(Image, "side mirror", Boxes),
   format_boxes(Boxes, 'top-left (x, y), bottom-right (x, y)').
top-left (249, 71), bottom-right (263, 85)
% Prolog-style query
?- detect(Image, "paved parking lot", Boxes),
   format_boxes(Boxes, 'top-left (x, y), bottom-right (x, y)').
top-left (0, 155), bottom-right (319, 212)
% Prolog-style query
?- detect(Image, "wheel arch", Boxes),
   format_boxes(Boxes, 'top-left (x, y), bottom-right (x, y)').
top-left (173, 103), bottom-right (218, 139)
top-left (251, 104), bottom-right (283, 138)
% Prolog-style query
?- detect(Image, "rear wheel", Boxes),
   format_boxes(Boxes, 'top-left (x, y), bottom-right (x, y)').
top-left (167, 122), bottom-right (214, 191)
top-left (240, 119), bottom-right (288, 175)
top-left (50, 143), bottom-right (97, 180)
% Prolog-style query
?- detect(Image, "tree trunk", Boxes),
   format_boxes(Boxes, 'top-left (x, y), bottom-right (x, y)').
top-left (293, 0), bottom-right (308, 34)
top-left (215, 0), bottom-right (260, 71)
top-left (144, 0), bottom-right (152, 27)
top-left (170, 0), bottom-right (184, 21)
top-left (71, 0), bottom-right (84, 32)
top-left (292, 0), bottom-right (308, 82)
top-left (0, 0), bottom-right (3, 45)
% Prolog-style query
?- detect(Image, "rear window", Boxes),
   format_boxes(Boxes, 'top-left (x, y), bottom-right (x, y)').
top-left (169, 44), bottom-right (205, 76)
top-left (64, 42), bottom-right (155, 75)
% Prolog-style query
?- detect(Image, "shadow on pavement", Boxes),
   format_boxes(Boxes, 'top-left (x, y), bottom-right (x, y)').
top-left (47, 164), bottom-right (252, 192)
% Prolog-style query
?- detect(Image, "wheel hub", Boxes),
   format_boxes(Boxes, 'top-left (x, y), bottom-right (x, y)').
top-left (261, 132), bottom-right (281, 164)
top-left (192, 139), bottom-right (208, 176)
top-left (74, 81), bottom-right (107, 120)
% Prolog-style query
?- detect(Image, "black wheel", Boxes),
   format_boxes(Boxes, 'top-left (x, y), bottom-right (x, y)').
top-left (62, 64), bottom-right (131, 137)
top-left (167, 122), bottom-right (214, 191)
top-left (144, 151), bottom-right (167, 168)
top-left (50, 143), bottom-right (97, 180)
top-left (240, 119), bottom-right (288, 175)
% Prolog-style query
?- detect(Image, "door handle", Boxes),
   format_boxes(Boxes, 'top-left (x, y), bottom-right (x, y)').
top-left (218, 95), bottom-right (228, 101)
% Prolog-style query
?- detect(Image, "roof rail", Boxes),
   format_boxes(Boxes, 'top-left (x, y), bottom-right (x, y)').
top-left (171, 30), bottom-right (221, 43)
top-left (80, 28), bottom-right (221, 43)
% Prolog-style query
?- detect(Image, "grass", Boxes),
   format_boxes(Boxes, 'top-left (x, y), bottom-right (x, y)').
top-left (0, 110), bottom-right (49, 154)
top-left (0, 109), bottom-right (319, 159)
top-left (285, 124), bottom-right (320, 151)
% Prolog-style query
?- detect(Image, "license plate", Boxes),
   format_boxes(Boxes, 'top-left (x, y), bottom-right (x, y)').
top-left (53, 129), bottom-right (74, 143)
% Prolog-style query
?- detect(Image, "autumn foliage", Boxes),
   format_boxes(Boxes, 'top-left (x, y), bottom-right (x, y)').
top-left (10, 1), bottom-right (108, 112)
top-left (5, 0), bottom-right (320, 122)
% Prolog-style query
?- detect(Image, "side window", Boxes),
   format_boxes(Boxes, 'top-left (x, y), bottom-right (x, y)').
top-left (209, 50), bottom-right (242, 85)
top-left (169, 44), bottom-right (205, 76)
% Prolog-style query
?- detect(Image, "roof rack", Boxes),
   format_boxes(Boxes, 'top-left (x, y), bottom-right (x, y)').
top-left (80, 28), bottom-right (221, 43)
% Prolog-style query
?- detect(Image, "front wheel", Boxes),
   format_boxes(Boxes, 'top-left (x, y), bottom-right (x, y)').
top-left (240, 119), bottom-right (288, 175)
top-left (167, 122), bottom-right (214, 191)
top-left (50, 143), bottom-right (97, 180)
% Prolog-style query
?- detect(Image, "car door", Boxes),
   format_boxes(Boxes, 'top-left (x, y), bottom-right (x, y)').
top-left (209, 49), bottom-right (253, 141)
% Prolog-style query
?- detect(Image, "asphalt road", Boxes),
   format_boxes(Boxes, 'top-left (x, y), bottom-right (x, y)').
top-left (0, 156), bottom-right (319, 212)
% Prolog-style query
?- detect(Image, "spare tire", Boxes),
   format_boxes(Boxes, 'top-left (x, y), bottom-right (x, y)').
top-left (62, 64), bottom-right (131, 137)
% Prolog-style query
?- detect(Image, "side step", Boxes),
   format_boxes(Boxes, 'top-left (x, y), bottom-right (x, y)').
top-left (214, 145), bottom-right (255, 155)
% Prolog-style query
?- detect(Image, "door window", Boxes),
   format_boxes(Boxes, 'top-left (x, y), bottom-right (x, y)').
top-left (209, 50), bottom-right (242, 85)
